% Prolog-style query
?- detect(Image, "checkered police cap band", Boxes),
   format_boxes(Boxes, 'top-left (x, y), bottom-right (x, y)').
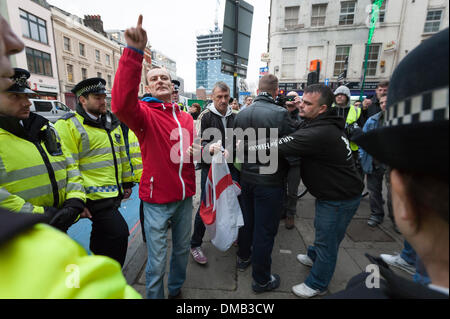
top-left (385, 86), bottom-right (449, 127)
top-left (14, 74), bottom-right (30, 88)
top-left (76, 81), bottom-right (106, 97)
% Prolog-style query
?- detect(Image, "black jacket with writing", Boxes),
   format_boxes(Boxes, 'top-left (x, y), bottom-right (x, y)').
top-left (278, 109), bottom-right (364, 201)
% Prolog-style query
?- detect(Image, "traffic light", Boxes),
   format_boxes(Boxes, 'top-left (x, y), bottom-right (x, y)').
top-left (279, 89), bottom-right (285, 95)
top-left (307, 60), bottom-right (321, 86)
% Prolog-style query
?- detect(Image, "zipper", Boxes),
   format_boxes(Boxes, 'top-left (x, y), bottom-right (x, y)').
top-left (150, 176), bottom-right (154, 198)
top-left (34, 141), bottom-right (60, 208)
top-left (106, 129), bottom-right (122, 197)
top-left (171, 105), bottom-right (186, 200)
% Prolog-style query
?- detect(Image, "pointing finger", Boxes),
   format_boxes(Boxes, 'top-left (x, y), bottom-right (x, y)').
top-left (137, 15), bottom-right (143, 28)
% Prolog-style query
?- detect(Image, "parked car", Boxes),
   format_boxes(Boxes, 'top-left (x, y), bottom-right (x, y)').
top-left (29, 99), bottom-right (73, 123)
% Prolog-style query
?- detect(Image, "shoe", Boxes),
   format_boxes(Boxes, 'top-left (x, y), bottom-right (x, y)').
top-left (292, 283), bottom-right (327, 298)
top-left (252, 274), bottom-right (280, 293)
top-left (236, 256), bottom-right (251, 271)
top-left (285, 216), bottom-right (295, 229)
top-left (367, 217), bottom-right (381, 227)
top-left (296, 254), bottom-right (313, 267)
top-left (168, 290), bottom-right (182, 299)
top-left (190, 247), bottom-right (208, 265)
top-left (380, 254), bottom-right (416, 275)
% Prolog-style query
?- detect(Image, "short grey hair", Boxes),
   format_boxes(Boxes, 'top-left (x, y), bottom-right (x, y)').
top-left (212, 81), bottom-right (230, 95)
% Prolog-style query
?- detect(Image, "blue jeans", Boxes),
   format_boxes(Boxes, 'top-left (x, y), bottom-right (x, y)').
top-left (305, 196), bottom-right (361, 291)
top-left (401, 240), bottom-right (431, 285)
top-left (142, 197), bottom-right (192, 299)
top-left (191, 165), bottom-right (241, 248)
top-left (237, 181), bottom-right (284, 285)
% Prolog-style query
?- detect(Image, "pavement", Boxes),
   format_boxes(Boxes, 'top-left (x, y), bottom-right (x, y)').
top-left (123, 170), bottom-right (412, 299)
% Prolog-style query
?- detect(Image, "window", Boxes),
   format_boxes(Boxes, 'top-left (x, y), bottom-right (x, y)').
top-left (364, 44), bottom-right (381, 76)
top-left (107, 75), bottom-right (112, 88)
top-left (20, 9), bottom-right (48, 44)
top-left (95, 49), bottom-right (101, 62)
top-left (339, 1), bottom-right (356, 25)
top-left (67, 64), bottom-right (74, 83)
top-left (311, 4), bottom-right (327, 27)
top-left (281, 48), bottom-right (296, 78)
top-left (55, 102), bottom-right (70, 111)
top-left (34, 101), bottom-right (52, 112)
top-left (334, 46), bottom-right (351, 77)
top-left (105, 54), bottom-right (111, 66)
top-left (285, 6), bottom-right (300, 29)
top-left (79, 43), bottom-right (85, 57)
top-left (81, 68), bottom-right (87, 80)
top-left (424, 10), bottom-right (442, 33)
top-left (63, 37), bottom-right (71, 52)
top-left (26, 47), bottom-right (52, 76)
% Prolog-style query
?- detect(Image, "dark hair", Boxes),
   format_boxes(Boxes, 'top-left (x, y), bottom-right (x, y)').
top-left (191, 103), bottom-right (201, 112)
top-left (303, 84), bottom-right (335, 108)
top-left (400, 170), bottom-right (449, 224)
top-left (377, 80), bottom-right (389, 88)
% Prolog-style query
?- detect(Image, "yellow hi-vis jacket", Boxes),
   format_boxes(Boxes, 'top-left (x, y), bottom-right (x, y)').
top-left (128, 130), bottom-right (142, 183)
top-left (55, 112), bottom-right (133, 201)
top-left (346, 105), bottom-right (362, 151)
top-left (0, 118), bottom-right (85, 214)
top-left (0, 211), bottom-right (141, 299)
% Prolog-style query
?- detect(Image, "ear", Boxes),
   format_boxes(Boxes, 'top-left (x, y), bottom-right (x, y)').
top-left (79, 95), bottom-right (87, 105)
top-left (390, 169), bottom-right (419, 235)
top-left (318, 104), bottom-right (328, 114)
top-left (144, 85), bottom-right (151, 93)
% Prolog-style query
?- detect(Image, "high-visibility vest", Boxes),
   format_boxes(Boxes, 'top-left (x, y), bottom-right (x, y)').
top-left (55, 113), bottom-right (133, 201)
top-left (128, 130), bottom-right (143, 183)
top-left (0, 220), bottom-right (142, 299)
top-left (0, 125), bottom-right (85, 213)
top-left (346, 105), bottom-right (362, 151)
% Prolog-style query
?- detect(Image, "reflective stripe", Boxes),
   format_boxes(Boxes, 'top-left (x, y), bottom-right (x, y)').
top-left (20, 202), bottom-right (35, 213)
top-left (71, 153), bottom-right (79, 161)
top-left (67, 169), bottom-right (81, 179)
top-left (66, 156), bottom-right (76, 165)
top-left (0, 188), bottom-right (10, 201)
top-left (15, 178), bottom-right (67, 200)
top-left (66, 182), bottom-right (84, 193)
top-left (129, 142), bottom-right (140, 148)
top-left (122, 171), bottom-right (132, 178)
top-left (79, 160), bottom-right (115, 171)
top-left (118, 157), bottom-right (130, 165)
top-left (71, 116), bottom-right (90, 154)
top-left (134, 164), bottom-right (143, 170)
top-left (85, 185), bottom-right (118, 194)
top-left (129, 153), bottom-right (141, 159)
top-left (0, 160), bottom-right (66, 183)
top-left (84, 146), bottom-right (120, 158)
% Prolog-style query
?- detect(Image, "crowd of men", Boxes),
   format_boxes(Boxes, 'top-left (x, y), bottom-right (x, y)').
top-left (0, 13), bottom-right (448, 300)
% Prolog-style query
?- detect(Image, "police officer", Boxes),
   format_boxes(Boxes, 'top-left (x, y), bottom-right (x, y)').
top-left (172, 79), bottom-right (187, 112)
top-left (55, 77), bottom-right (133, 267)
top-left (0, 68), bottom-right (86, 230)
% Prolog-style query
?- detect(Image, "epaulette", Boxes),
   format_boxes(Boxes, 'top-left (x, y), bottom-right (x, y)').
top-left (58, 112), bottom-right (76, 121)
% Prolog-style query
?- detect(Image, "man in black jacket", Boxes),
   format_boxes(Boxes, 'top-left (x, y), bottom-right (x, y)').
top-left (361, 81), bottom-right (389, 125)
top-left (234, 74), bottom-right (293, 293)
top-left (190, 81), bottom-right (239, 265)
top-left (275, 84), bottom-right (364, 298)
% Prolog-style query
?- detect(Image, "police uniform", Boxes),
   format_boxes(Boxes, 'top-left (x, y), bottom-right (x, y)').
top-left (54, 77), bottom-right (133, 267)
top-left (0, 68), bottom-right (85, 231)
top-left (172, 79), bottom-right (187, 112)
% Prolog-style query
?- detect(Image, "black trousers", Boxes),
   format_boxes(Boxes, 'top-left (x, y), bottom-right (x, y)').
top-left (88, 198), bottom-right (129, 267)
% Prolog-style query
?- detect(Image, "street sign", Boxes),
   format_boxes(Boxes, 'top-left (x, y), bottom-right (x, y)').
top-left (261, 53), bottom-right (270, 63)
top-left (221, 0), bottom-right (254, 78)
top-left (259, 66), bottom-right (268, 78)
top-left (324, 78), bottom-right (329, 86)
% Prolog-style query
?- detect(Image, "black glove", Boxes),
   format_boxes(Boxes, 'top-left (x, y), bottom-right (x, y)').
top-left (48, 207), bottom-right (80, 232)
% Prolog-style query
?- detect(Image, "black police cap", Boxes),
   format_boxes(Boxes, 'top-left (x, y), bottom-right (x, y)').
top-left (172, 79), bottom-right (180, 92)
top-left (354, 28), bottom-right (449, 178)
top-left (6, 68), bottom-right (35, 94)
top-left (71, 77), bottom-right (107, 97)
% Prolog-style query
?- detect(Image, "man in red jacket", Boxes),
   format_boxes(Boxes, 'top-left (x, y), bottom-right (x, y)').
top-left (111, 15), bottom-right (196, 299)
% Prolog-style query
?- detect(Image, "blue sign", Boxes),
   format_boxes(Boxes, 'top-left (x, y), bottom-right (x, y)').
top-left (324, 78), bottom-right (330, 86)
top-left (259, 67), bottom-right (269, 73)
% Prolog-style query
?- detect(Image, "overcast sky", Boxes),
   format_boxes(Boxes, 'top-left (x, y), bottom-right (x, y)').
top-left (47, 0), bottom-right (271, 93)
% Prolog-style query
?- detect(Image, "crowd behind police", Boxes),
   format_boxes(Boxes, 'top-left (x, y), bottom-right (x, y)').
top-left (0, 13), bottom-right (448, 299)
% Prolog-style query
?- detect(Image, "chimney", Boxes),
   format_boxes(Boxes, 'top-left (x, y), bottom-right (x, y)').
top-left (84, 15), bottom-right (106, 36)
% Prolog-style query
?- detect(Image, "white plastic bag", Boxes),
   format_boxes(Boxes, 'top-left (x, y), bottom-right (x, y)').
top-left (200, 152), bottom-right (244, 251)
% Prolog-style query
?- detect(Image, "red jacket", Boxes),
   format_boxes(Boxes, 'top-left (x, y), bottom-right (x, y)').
top-left (111, 48), bottom-right (196, 204)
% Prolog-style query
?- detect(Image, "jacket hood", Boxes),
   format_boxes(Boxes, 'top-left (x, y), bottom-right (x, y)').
top-left (207, 103), bottom-right (233, 118)
top-left (142, 98), bottom-right (183, 112)
top-left (76, 103), bottom-right (120, 130)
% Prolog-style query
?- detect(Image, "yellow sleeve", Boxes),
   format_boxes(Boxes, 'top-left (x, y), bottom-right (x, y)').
top-left (0, 187), bottom-right (45, 214)
top-left (0, 224), bottom-right (142, 299)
